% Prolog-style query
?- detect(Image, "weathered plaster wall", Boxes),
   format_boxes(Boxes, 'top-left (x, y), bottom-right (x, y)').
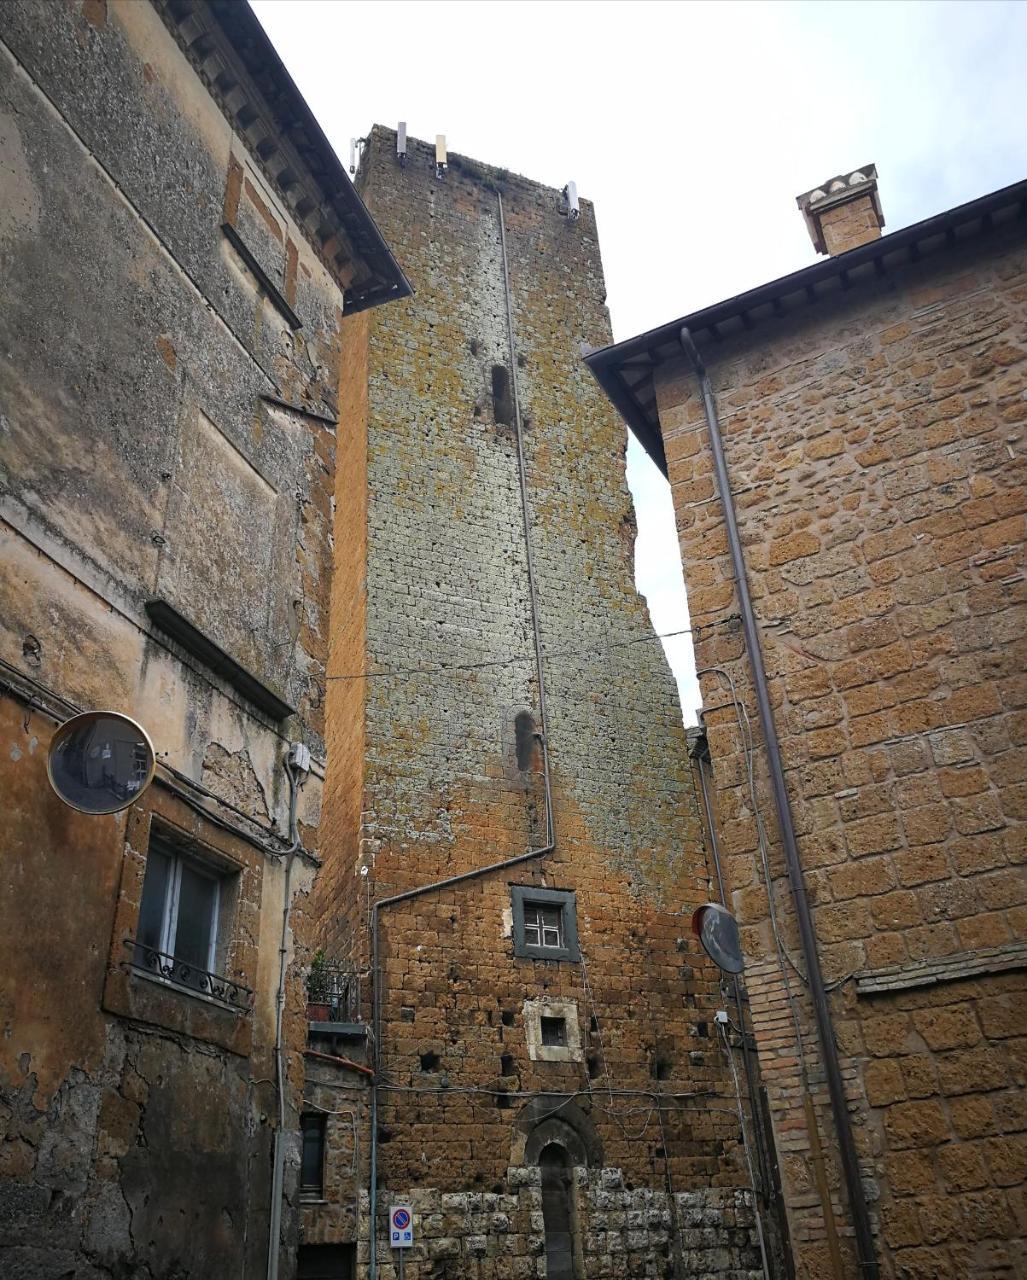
top-left (0, 2), bottom-right (345, 1275)
top-left (319, 129), bottom-right (754, 1274)
top-left (655, 223), bottom-right (1027, 1278)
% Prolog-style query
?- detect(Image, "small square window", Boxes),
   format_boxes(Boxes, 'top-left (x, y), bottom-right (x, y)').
top-left (511, 886), bottom-right (579, 962)
top-left (540, 1016), bottom-right (567, 1047)
top-left (300, 1113), bottom-right (326, 1200)
top-left (131, 833), bottom-right (237, 1003)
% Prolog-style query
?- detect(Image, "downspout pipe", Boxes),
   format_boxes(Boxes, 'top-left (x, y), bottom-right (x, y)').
top-left (679, 327), bottom-right (878, 1279)
top-left (266, 755), bottom-right (305, 1280)
top-left (368, 193), bottom-right (555, 1279)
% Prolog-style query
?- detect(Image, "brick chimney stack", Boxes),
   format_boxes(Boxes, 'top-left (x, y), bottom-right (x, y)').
top-left (796, 165), bottom-right (885, 256)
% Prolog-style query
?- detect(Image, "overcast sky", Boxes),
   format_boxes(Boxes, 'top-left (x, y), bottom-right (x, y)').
top-left (253, 0), bottom-right (1027, 722)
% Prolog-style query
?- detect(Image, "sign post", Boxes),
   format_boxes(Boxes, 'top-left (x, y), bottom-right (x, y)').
top-left (390, 1202), bottom-right (414, 1277)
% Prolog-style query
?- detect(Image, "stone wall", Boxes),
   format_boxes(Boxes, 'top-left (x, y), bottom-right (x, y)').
top-left (318, 128), bottom-right (758, 1273)
top-left (653, 217), bottom-right (1027, 1278)
top-left (360, 1177), bottom-right (761, 1280)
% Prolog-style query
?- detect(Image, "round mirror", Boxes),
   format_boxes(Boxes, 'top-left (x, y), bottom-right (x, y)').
top-left (691, 903), bottom-right (745, 974)
top-left (47, 711), bottom-right (156, 815)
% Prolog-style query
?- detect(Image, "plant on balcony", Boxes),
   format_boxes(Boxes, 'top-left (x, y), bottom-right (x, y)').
top-left (306, 947), bottom-right (331, 1021)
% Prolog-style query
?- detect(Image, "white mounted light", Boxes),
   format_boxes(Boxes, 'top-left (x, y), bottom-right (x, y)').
top-left (397, 122), bottom-right (408, 167)
top-left (435, 134), bottom-right (447, 179)
top-left (560, 181), bottom-right (580, 221)
top-left (47, 711), bottom-right (156, 815)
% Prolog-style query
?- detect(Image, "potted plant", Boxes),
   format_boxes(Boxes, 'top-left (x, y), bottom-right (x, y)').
top-left (306, 948), bottom-right (331, 1021)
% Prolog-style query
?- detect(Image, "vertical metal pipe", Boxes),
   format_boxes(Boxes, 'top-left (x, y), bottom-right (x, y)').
top-left (266, 761), bottom-right (302, 1280)
top-left (498, 190), bottom-right (554, 846)
top-left (679, 328), bottom-right (878, 1279)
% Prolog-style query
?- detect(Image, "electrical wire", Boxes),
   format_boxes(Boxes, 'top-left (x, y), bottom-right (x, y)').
top-left (697, 667), bottom-right (811, 1070)
top-left (324, 618), bottom-right (739, 683)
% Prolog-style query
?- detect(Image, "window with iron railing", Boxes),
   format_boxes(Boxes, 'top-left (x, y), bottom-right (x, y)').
top-left (128, 833), bottom-right (251, 1012)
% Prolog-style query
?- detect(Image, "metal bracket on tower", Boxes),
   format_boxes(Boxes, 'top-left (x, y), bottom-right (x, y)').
top-left (435, 134), bottom-right (447, 180)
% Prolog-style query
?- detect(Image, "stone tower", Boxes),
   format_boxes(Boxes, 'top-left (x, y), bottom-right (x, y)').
top-left (318, 128), bottom-right (761, 1278)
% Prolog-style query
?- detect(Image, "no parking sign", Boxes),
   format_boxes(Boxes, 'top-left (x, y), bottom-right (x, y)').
top-left (390, 1203), bottom-right (414, 1249)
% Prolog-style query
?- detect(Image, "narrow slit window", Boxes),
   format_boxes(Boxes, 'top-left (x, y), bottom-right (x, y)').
top-left (492, 364), bottom-right (513, 426)
top-left (300, 1114), bottom-right (326, 1199)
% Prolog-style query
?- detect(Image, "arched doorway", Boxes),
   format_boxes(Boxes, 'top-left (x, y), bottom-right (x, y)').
top-left (539, 1142), bottom-right (575, 1280)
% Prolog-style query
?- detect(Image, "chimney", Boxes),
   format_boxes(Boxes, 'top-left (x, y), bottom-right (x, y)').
top-left (796, 165), bottom-right (885, 256)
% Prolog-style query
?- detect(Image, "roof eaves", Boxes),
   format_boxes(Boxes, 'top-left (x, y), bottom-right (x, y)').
top-left (586, 177), bottom-right (1027, 477)
top-left (156, 0), bottom-right (412, 312)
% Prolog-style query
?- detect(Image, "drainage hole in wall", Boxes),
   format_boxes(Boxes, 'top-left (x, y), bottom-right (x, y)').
top-left (419, 1051), bottom-right (441, 1072)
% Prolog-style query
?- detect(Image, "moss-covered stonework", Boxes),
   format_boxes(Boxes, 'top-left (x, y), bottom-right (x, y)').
top-left (318, 129), bottom-right (758, 1277)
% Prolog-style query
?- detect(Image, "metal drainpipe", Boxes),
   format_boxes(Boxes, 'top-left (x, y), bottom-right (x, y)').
top-left (367, 191), bottom-right (555, 1279)
top-left (679, 328), bottom-right (878, 1279)
top-left (266, 758), bottom-right (303, 1280)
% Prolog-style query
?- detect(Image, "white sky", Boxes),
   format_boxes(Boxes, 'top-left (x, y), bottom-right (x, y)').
top-left (252, 0), bottom-right (1027, 722)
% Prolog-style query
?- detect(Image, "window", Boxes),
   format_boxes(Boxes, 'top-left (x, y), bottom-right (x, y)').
top-left (524, 998), bottom-right (583, 1063)
top-left (540, 1016), bottom-right (567, 1048)
top-left (133, 834), bottom-right (229, 998)
top-left (525, 904), bottom-right (563, 951)
top-left (492, 364), bottom-right (514, 426)
top-left (511, 886), bottom-right (579, 962)
top-left (300, 1114), bottom-right (326, 1200)
top-left (297, 1243), bottom-right (355, 1278)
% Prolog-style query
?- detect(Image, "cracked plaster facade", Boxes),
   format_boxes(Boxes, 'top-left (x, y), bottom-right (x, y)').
top-left (0, 2), bottom-right (397, 1276)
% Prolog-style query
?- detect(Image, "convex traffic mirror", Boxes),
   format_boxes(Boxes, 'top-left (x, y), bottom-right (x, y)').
top-left (47, 711), bottom-right (156, 814)
top-left (691, 902), bottom-right (745, 974)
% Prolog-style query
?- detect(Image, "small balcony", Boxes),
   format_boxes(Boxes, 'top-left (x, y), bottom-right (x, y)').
top-left (125, 938), bottom-right (254, 1013)
top-left (306, 958), bottom-right (362, 1029)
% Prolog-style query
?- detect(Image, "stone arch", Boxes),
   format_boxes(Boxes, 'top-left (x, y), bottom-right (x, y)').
top-left (511, 1095), bottom-right (603, 1168)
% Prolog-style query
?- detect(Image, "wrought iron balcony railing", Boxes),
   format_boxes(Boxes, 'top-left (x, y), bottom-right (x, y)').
top-left (306, 962), bottom-right (361, 1022)
top-left (124, 938), bottom-right (254, 1013)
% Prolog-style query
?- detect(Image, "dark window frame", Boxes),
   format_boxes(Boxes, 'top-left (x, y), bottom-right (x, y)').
top-left (300, 1112), bottom-right (326, 1200)
top-left (541, 1015), bottom-right (568, 1047)
top-left (511, 886), bottom-right (579, 962)
top-left (297, 1242), bottom-right (355, 1279)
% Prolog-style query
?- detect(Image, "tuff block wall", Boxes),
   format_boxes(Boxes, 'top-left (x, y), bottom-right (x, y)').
top-left (0, 2), bottom-right (346, 1276)
top-left (654, 218), bottom-right (1027, 1278)
top-left (318, 129), bottom-right (758, 1275)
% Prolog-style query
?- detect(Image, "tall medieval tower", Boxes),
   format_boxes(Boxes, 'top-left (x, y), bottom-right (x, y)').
top-left (318, 128), bottom-right (762, 1278)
